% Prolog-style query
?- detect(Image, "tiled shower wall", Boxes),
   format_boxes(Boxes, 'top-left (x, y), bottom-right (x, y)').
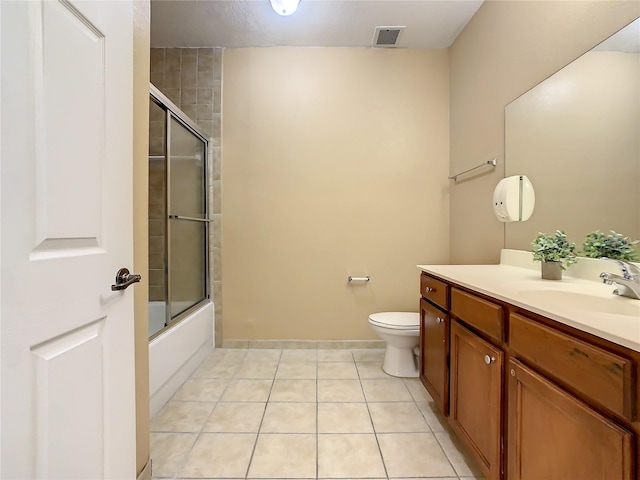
top-left (148, 100), bottom-right (166, 302)
top-left (150, 47), bottom-right (223, 345)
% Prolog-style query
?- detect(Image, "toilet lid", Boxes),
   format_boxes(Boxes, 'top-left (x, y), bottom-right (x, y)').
top-left (368, 312), bottom-right (420, 330)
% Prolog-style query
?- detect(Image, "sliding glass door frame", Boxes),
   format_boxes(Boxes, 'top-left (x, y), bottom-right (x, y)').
top-left (150, 84), bottom-right (211, 335)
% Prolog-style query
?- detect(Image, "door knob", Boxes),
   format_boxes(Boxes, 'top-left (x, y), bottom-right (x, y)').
top-left (484, 355), bottom-right (496, 365)
top-left (111, 268), bottom-right (142, 291)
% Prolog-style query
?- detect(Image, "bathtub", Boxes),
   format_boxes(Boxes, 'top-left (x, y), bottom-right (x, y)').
top-left (149, 301), bottom-right (214, 417)
top-left (148, 301), bottom-right (167, 338)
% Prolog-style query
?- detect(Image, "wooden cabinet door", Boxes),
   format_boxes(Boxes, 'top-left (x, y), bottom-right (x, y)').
top-left (420, 298), bottom-right (448, 413)
top-left (508, 359), bottom-right (634, 480)
top-left (450, 321), bottom-right (503, 480)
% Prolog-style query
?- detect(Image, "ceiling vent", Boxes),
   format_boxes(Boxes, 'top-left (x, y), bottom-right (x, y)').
top-left (372, 26), bottom-right (406, 48)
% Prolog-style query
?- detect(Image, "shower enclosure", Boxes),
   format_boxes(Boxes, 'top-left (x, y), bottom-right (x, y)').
top-left (148, 85), bottom-right (211, 338)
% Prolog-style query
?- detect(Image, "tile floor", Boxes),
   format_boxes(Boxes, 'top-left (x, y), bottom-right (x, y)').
top-left (150, 348), bottom-right (485, 480)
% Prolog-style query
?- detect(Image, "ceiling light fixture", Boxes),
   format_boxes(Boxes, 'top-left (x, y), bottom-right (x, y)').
top-left (269, 0), bottom-right (301, 16)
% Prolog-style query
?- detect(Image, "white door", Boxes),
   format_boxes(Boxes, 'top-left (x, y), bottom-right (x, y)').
top-left (1, 1), bottom-right (136, 478)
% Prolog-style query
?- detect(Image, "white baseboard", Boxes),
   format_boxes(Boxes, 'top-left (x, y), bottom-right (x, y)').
top-left (221, 339), bottom-right (385, 349)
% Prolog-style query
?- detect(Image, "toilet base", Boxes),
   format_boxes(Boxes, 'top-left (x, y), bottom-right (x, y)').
top-left (382, 343), bottom-right (419, 378)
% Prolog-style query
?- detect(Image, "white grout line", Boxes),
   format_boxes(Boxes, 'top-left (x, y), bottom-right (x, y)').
top-left (242, 364), bottom-right (276, 480)
top-left (355, 351), bottom-right (391, 480)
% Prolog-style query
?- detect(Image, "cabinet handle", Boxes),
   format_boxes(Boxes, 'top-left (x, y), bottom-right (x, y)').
top-left (426, 287), bottom-right (435, 293)
top-left (510, 369), bottom-right (516, 377)
top-left (484, 355), bottom-right (496, 365)
top-left (436, 317), bottom-right (444, 324)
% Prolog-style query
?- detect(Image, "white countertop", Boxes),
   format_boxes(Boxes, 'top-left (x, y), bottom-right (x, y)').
top-left (417, 252), bottom-right (640, 352)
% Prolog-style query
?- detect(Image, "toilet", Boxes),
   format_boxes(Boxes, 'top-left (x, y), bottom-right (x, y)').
top-left (368, 312), bottom-right (420, 377)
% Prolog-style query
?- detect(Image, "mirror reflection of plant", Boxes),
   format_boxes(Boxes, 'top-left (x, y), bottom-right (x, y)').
top-left (531, 230), bottom-right (578, 270)
top-left (582, 230), bottom-right (639, 261)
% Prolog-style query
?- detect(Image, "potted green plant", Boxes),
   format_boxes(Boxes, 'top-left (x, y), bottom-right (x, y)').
top-left (531, 230), bottom-right (577, 280)
top-left (582, 230), bottom-right (639, 261)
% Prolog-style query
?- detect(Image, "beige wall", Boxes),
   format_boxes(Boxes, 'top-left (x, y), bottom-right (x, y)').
top-left (505, 51), bottom-right (640, 250)
top-left (133, 0), bottom-right (150, 475)
top-left (449, 0), bottom-right (640, 264)
top-left (222, 48), bottom-right (450, 340)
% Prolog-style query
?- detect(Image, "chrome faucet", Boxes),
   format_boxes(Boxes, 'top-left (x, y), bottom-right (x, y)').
top-left (599, 258), bottom-right (640, 300)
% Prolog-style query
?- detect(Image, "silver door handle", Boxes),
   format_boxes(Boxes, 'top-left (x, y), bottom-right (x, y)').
top-left (111, 268), bottom-right (142, 291)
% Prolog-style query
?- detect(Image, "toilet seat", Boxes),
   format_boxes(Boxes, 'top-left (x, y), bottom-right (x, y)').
top-left (368, 312), bottom-right (419, 330)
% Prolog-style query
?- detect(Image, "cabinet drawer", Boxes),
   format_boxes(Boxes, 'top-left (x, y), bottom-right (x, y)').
top-left (420, 274), bottom-right (448, 310)
top-left (509, 313), bottom-right (635, 421)
top-left (451, 288), bottom-right (503, 342)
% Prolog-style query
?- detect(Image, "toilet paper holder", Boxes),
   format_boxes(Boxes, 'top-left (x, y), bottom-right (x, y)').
top-left (348, 276), bottom-right (370, 282)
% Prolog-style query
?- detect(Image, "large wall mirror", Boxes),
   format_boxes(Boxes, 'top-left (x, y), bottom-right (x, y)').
top-left (504, 18), bottom-right (640, 253)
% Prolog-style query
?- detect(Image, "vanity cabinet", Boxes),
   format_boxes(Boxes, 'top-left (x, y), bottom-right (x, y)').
top-left (449, 287), bottom-right (504, 480)
top-left (507, 359), bottom-right (634, 480)
top-left (418, 271), bottom-right (640, 480)
top-left (449, 320), bottom-right (503, 480)
top-left (419, 298), bottom-right (448, 413)
top-left (450, 288), bottom-right (503, 342)
top-left (420, 274), bottom-right (448, 308)
top-left (419, 274), bottom-right (450, 413)
top-left (509, 312), bottom-right (635, 420)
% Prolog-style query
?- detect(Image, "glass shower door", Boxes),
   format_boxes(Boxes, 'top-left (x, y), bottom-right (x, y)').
top-left (148, 98), bottom-right (168, 337)
top-left (167, 116), bottom-right (208, 319)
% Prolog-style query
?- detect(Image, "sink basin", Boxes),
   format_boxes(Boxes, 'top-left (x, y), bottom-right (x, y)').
top-left (517, 288), bottom-right (640, 317)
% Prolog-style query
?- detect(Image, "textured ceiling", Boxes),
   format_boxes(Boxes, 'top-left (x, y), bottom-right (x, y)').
top-left (150, 0), bottom-right (485, 49)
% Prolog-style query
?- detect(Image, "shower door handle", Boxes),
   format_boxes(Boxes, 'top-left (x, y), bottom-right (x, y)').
top-left (168, 214), bottom-right (214, 223)
top-left (111, 267), bottom-right (142, 291)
